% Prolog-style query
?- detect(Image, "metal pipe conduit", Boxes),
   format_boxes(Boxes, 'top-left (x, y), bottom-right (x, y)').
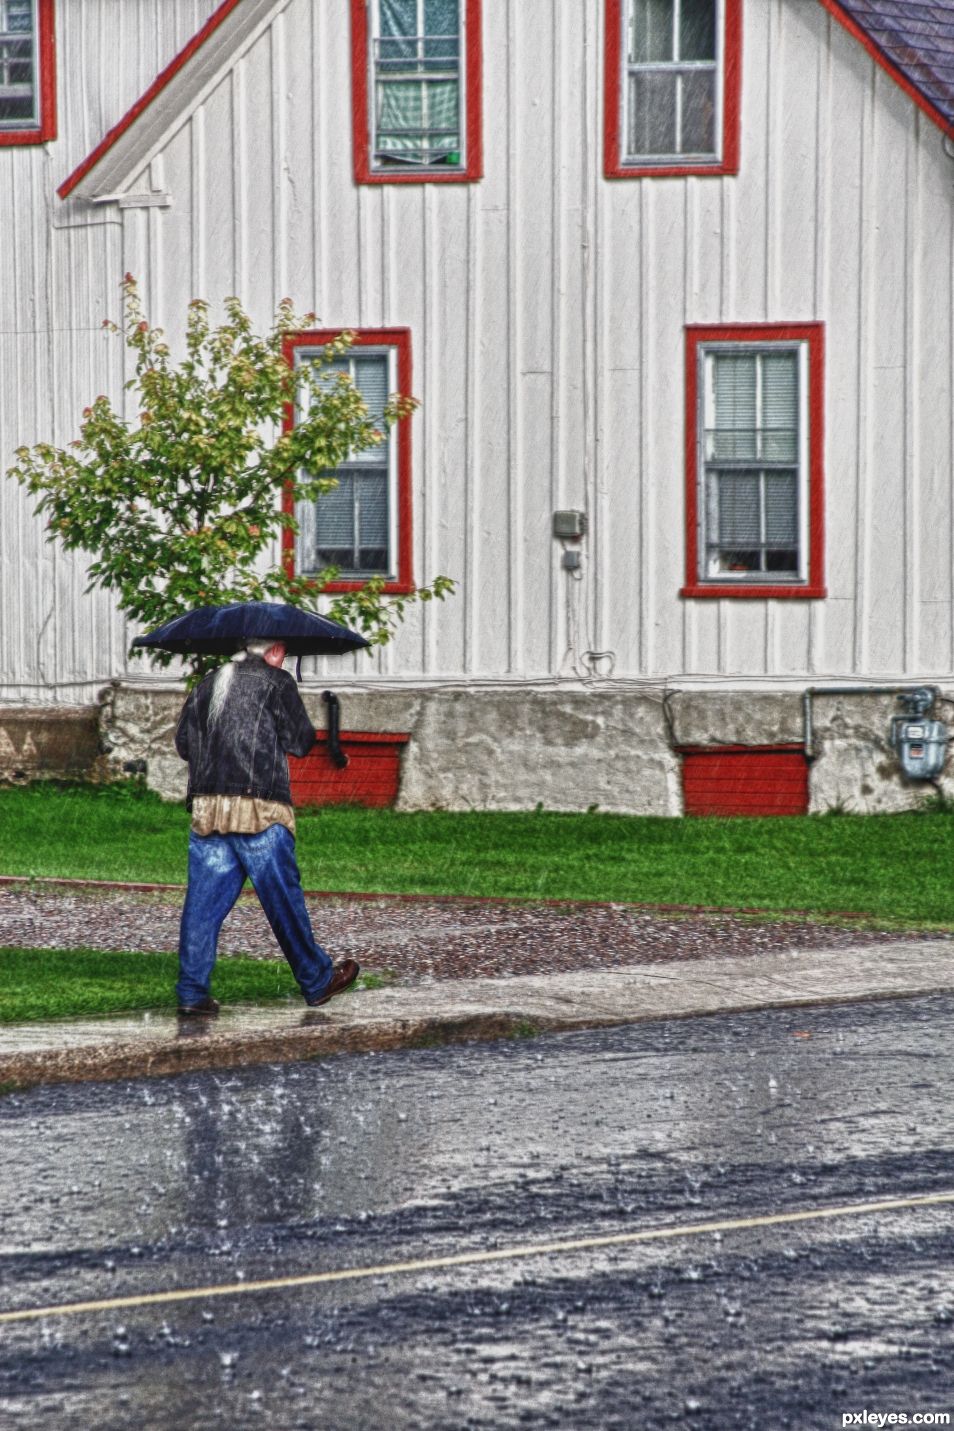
top-left (321, 690), bottom-right (349, 769)
top-left (802, 685), bottom-right (939, 762)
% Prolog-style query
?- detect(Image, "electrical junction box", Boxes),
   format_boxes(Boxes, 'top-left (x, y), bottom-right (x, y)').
top-left (890, 689), bottom-right (948, 780)
top-left (553, 510), bottom-right (587, 539)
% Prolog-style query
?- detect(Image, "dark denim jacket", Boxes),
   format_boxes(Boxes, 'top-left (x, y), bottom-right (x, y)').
top-left (174, 656), bottom-right (316, 809)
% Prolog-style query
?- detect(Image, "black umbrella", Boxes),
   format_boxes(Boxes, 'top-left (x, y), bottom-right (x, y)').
top-left (133, 601), bottom-right (369, 680)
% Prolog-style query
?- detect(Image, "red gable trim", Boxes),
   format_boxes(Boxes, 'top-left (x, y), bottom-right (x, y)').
top-left (0, 0), bottom-right (56, 148)
top-left (57, 0), bottom-right (244, 198)
top-left (818, 0), bottom-right (954, 140)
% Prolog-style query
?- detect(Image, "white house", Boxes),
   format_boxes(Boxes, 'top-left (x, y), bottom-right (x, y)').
top-left (4, 0), bottom-right (954, 814)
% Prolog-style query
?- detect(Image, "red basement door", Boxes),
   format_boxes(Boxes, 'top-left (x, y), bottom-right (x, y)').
top-left (288, 731), bottom-right (410, 808)
top-left (681, 745), bottom-right (809, 817)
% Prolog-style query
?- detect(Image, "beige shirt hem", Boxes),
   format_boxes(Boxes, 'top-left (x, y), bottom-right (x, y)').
top-left (190, 795), bottom-right (296, 838)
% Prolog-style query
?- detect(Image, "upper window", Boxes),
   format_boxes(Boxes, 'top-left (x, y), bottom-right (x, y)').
top-left (604, 0), bottom-right (740, 178)
top-left (282, 330), bottom-right (415, 595)
top-left (682, 325), bottom-right (826, 599)
top-left (351, 0), bottom-right (483, 184)
top-left (0, 0), bottom-right (55, 145)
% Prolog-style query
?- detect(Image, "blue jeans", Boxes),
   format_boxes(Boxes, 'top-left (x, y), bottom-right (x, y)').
top-left (176, 824), bottom-right (335, 1006)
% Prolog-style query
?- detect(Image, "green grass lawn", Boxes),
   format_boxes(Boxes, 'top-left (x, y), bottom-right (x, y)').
top-left (2, 782), bottom-right (954, 924)
top-left (0, 946), bottom-right (308, 1022)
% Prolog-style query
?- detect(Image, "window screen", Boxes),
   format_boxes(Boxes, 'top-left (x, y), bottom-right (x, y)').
top-left (702, 347), bottom-right (802, 580)
top-left (297, 353), bottom-right (393, 580)
top-left (626, 0), bottom-right (718, 161)
top-left (0, 0), bottom-right (37, 128)
top-left (373, 0), bottom-right (463, 169)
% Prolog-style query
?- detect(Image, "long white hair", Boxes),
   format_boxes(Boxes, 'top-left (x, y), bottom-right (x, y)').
top-left (208, 640), bottom-right (273, 728)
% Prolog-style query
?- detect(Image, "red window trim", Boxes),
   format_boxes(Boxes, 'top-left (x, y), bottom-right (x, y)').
top-left (681, 322), bottom-right (826, 601)
top-left (0, 0), bottom-right (56, 148)
top-left (674, 743), bottom-right (807, 755)
top-left (604, 0), bottom-right (741, 180)
top-left (281, 328), bottom-right (415, 596)
top-left (350, 0), bottom-right (483, 186)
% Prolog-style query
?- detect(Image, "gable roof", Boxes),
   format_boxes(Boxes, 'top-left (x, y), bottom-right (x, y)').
top-left (61, 0), bottom-right (954, 202)
top-left (58, 0), bottom-right (282, 200)
top-left (820, 0), bottom-right (954, 137)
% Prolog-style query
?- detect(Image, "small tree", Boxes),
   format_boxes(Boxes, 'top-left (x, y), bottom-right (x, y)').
top-left (8, 276), bottom-right (453, 681)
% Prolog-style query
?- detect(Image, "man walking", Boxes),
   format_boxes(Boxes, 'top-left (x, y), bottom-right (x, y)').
top-left (173, 638), bottom-right (359, 1014)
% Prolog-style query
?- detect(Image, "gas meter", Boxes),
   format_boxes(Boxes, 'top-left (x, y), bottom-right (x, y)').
top-left (890, 688), bottom-right (948, 780)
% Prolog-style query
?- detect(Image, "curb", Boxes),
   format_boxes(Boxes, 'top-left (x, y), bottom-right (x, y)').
top-left (2, 978), bottom-right (953, 1093)
top-left (0, 1009), bottom-right (611, 1092)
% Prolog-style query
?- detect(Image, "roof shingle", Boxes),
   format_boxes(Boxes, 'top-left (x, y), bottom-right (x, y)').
top-left (827, 0), bottom-right (954, 132)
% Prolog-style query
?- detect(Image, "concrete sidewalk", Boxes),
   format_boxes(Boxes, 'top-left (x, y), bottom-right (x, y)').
top-left (1, 939), bottom-right (952, 1090)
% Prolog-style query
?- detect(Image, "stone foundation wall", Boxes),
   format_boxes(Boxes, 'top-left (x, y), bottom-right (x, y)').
top-left (0, 706), bottom-right (107, 785)
top-left (94, 681), bottom-right (954, 815)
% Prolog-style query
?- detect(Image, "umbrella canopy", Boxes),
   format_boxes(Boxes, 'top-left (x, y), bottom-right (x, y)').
top-left (132, 602), bottom-right (370, 659)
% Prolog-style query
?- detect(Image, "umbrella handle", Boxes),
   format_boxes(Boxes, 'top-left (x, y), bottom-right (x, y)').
top-left (295, 654), bottom-right (302, 683)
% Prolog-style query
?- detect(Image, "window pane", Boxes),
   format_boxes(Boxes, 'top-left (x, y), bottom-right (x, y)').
top-left (765, 549), bottom-right (798, 573)
top-left (717, 473), bottom-right (760, 545)
top-left (628, 70), bottom-right (677, 156)
top-left (351, 357), bottom-right (390, 467)
top-left (352, 356), bottom-right (388, 426)
top-left (761, 353), bottom-right (799, 461)
top-left (380, 0), bottom-right (417, 38)
top-left (630, 0), bottom-right (674, 64)
top-left (0, 0), bottom-right (36, 127)
top-left (314, 480), bottom-right (356, 546)
top-left (378, 79), bottom-right (423, 150)
top-left (680, 68), bottom-right (716, 155)
top-left (424, 0), bottom-right (459, 36)
top-left (6, 0), bottom-right (34, 29)
top-left (315, 475), bottom-right (356, 557)
top-left (679, 0), bottom-right (716, 61)
top-left (764, 472), bottom-right (798, 546)
top-left (718, 549), bottom-right (760, 572)
top-left (712, 354), bottom-right (757, 459)
top-left (357, 548), bottom-right (389, 573)
top-left (428, 80), bottom-right (459, 135)
top-left (357, 473), bottom-right (390, 573)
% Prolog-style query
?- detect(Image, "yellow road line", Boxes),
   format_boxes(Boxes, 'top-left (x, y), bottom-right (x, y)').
top-left (2, 1189), bottom-right (953, 1327)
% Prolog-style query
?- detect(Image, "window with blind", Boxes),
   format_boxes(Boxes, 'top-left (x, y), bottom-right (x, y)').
top-left (0, 0), bottom-right (37, 128)
top-left (604, 0), bottom-right (739, 178)
top-left (297, 352), bottom-right (394, 580)
top-left (285, 330), bottom-right (414, 595)
top-left (683, 325), bottom-right (826, 599)
top-left (373, 0), bottom-right (461, 169)
top-left (702, 347), bottom-right (802, 579)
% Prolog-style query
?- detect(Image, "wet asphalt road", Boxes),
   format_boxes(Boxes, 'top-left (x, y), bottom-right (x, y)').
top-left (0, 995), bottom-right (952, 1431)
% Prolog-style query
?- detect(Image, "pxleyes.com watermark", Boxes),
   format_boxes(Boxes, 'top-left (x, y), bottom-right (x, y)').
top-left (841, 1415), bottom-right (950, 1428)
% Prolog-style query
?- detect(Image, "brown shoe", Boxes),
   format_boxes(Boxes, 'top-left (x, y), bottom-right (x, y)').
top-left (177, 996), bottom-right (220, 1016)
top-left (307, 960), bottom-right (361, 1007)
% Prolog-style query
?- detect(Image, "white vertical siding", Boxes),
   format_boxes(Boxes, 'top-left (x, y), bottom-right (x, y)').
top-left (5, 0), bottom-right (954, 699)
top-left (0, 0), bottom-right (220, 701)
